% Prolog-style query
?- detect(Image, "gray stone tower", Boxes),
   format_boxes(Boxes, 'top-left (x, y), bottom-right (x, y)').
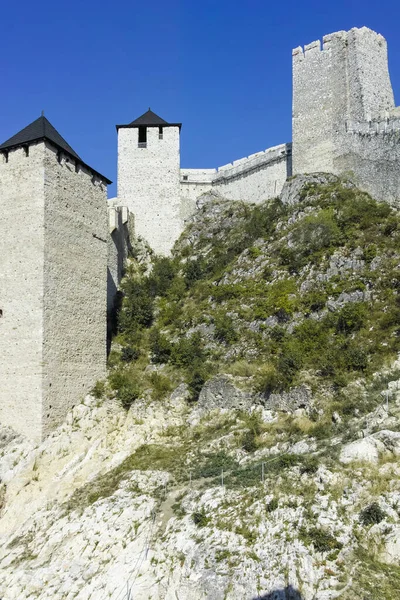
top-left (116, 109), bottom-right (182, 255)
top-left (292, 27), bottom-right (400, 204)
top-left (0, 116), bottom-right (110, 441)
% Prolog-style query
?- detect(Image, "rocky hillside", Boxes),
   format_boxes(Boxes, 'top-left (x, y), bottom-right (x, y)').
top-left (1, 174), bottom-right (400, 599)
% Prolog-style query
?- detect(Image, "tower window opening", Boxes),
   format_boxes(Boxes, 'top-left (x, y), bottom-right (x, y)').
top-left (159, 126), bottom-right (163, 140)
top-left (138, 126), bottom-right (147, 148)
top-left (0, 309), bottom-right (3, 318)
top-left (183, 175), bottom-right (188, 181)
top-left (23, 145), bottom-right (29, 157)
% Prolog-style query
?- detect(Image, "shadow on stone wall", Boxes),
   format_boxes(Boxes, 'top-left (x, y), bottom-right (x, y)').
top-left (252, 585), bottom-right (303, 600)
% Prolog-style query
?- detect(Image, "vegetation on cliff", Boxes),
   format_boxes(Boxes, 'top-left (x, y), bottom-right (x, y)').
top-left (108, 177), bottom-right (400, 422)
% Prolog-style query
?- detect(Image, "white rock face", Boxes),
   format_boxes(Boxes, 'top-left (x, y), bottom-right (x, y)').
top-left (340, 437), bottom-right (384, 464)
top-left (0, 393), bottom-right (399, 600)
top-left (380, 526), bottom-right (400, 565)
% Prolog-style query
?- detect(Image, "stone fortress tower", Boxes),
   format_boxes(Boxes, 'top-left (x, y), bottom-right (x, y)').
top-left (0, 116), bottom-right (110, 440)
top-left (116, 110), bottom-right (182, 256)
top-left (292, 27), bottom-right (400, 204)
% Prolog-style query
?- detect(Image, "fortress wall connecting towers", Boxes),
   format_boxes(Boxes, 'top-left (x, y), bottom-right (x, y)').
top-left (179, 145), bottom-right (291, 206)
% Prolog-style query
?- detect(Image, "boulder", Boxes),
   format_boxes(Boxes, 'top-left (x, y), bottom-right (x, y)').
top-left (266, 385), bottom-right (311, 412)
top-left (380, 526), bottom-right (400, 565)
top-left (197, 375), bottom-right (253, 412)
top-left (340, 436), bottom-right (385, 464)
top-left (280, 173), bottom-right (349, 206)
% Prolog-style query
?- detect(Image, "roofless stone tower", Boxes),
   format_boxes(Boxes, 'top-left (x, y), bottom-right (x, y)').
top-left (116, 109), bottom-right (182, 255)
top-left (0, 116), bottom-right (110, 441)
top-left (292, 27), bottom-right (400, 204)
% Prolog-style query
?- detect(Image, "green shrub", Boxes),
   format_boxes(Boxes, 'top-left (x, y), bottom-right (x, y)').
top-left (241, 429), bottom-right (257, 453)
top-left (149, 329), bottom-right (172, 364)
top-left (149, 372), bottom-right (173, 401)
top-left (300, 455), bottom-right (319, 474)
top-left (109, 370), bottom-right (141, 409)
top-left (91, 380), bottom-right (106, 399)
top-left (248, 246), bottom-right (262, 259)
top-left (170, 332), bottom-right (206, 368)
top-left (291, 209), bottom-right (343, 256)
top-left (300, 526), bottom-right (343, 553)
top-left (360, 502), bottom-right (386, 526)
top-left (187, 364), bottom-right (212, 402)
top-left (117, 383), bottom-right (141, 409)
top-left (214, 314), bottom-right (239, 344)
top-left (335, 303), bottom-right (367, 334)
top-left (266, 498), bottom-right (279, 512)
top-left (148, 256), bottom-right (177, 296)
top-left (192, 508), bottom-right (210, 527)
top-left (192, 451), bottom-right (238, 479)
top-left (121, 346), bottom-right (140, 362)
top-left (119, 278), bottom-right (154, 332)
top-left (184, 259), bottom-right (205, 288)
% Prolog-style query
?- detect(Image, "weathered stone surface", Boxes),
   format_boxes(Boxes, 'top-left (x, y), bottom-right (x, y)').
top-left (266, 385), bottom-right (312, 412)
top-left (197, 375), bottom-right (253, 412)
top-left (340, 437), bottom-right (383, 464)
top-left (380, 526), bottom-right (400, 565)
top-left (280, 173), bottom-right (343, 206)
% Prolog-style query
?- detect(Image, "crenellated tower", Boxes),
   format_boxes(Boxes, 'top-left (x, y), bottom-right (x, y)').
top-left (292, 27), bottom-right (400, 204)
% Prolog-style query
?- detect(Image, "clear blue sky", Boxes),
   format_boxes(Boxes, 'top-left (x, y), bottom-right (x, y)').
top-left (1, 0), bottom-right (399, 197)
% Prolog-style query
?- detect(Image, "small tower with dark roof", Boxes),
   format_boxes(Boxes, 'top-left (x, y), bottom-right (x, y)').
top-left (116, 109), bottom-right (182, 255)
top-left (0, 115), bottom-right (110, 440)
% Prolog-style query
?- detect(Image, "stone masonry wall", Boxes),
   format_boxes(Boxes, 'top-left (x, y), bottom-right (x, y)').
top-left (118, 126), bottom-right (182, 255)
top-left (107, 200), bottom-right (134, 313)
top-left (179, 145), bottom-right (291, 208)
top-left (211, 143), bottom-right (291, 203)
top-left (293, 26), bottom-right (400, 204)
top-left (0, 145), bottom-right (45, 440)
top-left (42, 143), bottom-right (108, 437)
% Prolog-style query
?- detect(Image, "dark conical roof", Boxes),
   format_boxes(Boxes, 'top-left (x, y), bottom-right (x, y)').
top-left (0, 115), bottom-right (111, 184)
top-left (116, 108), bottom-right (181, 130)
top-left (129, 109), bottom-right (169, 126)
top-left (0, 115), bottom-right (81, 160)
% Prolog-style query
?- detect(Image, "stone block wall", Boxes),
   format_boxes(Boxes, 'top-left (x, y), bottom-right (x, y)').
top-left (42, 143), bottom-right (108, 437)
top-left (107, 200), bottom-right (134, 313)
top-left (293, 26), bottom-right (400, 204)
top-left (117, 126), bottom-right (182, 255)
top-left (0, 141), bottom-right (108, 441)
top-left (0, 145), bottom-right (45, 439)
top-left (211, 143), bottom-right (291, 203)
top-left (179, 145), bottom-right (291, 212)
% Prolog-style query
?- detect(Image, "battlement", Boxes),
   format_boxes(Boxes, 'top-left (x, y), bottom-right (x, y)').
top-left (346, 116), bottom-right (400, 135)
top-left (293, 27), bottom-right (387, 62)
top-left (214, 143), bottom-right (290, 182)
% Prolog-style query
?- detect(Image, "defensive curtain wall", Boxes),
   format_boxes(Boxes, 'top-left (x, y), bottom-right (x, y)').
top-left (293, 27), bottom-right (400, 205)
top-left (180, 143), bottom-right (292, 205)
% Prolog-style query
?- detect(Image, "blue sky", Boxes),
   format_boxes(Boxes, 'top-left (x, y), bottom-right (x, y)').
top-left (1, 0), bottom-right (399, 197)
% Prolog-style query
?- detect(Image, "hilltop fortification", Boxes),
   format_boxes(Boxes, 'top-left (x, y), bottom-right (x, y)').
top-left (0, 25), bottom-right (399, 440)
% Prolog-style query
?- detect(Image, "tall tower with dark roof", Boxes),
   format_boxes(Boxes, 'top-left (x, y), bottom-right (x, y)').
top-left (0, 115), bottom-right (110, 440)
top-left (116, 109), bottom-right (182, 255)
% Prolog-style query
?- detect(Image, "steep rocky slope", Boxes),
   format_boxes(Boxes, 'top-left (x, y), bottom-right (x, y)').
top-left (1, 174), bottom-right (400, 599)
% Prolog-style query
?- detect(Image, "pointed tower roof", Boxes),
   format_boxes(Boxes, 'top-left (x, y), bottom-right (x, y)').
top-left (116, 108), bottom-right (181, 130)
top-left (0, 115), bottom-right (111, 184)
top-left (0, 115), bottom-right (81, 159)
